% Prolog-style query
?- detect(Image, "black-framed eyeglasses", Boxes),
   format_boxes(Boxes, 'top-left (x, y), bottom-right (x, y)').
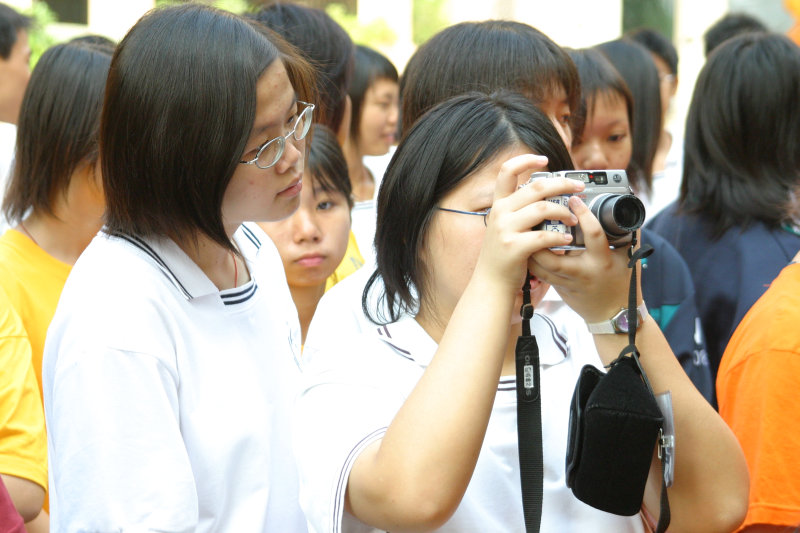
top-left (435, 206), bottom-right (491, 226)
top-left (240, 101), bottom-right (315, 169)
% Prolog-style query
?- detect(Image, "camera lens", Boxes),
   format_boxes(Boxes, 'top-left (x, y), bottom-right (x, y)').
top-left (590, 194), bottom-right (646, 236)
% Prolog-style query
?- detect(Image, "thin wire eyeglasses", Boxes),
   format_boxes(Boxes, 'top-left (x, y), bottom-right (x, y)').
top-left (435, 206), bottom-right (491, 226)
top-left (240, 101), bottom-right (315, 169)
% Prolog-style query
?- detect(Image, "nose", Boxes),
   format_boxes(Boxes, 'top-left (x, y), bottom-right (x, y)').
top-left (575, 140), bottom-right (609, 170)
top-left (387, 104), bottom-right (399, 128)
top-left (292, 206), bottom-right (321, 244)
top-left (274, 137), bottom-right (304, 174)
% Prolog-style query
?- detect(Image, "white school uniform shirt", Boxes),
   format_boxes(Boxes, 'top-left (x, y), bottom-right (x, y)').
top-left (43, 223), bottom-right (307, 533)
top-left (297, 271), bottom-right (644, 533)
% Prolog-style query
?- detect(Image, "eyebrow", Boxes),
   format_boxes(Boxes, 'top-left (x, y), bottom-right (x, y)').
top-left (251, 96), bottom-right (298, 140)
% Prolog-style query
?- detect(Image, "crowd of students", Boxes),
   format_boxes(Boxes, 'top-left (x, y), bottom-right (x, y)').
top-left (0, 2), bottom-right (797, 532)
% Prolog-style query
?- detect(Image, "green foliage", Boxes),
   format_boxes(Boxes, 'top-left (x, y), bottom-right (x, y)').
top-left (413, 0), bottom-right (447, 45)
top-left (24, 1), bottom-right (59, 67)
top-left (325, 3), bottom-right (396, 47)
top-left (623, 0), bottom-right (674, 39)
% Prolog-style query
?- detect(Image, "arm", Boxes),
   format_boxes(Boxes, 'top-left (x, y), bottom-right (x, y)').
top-left (0, 297), bottom-right (47, 523)
top-left (47, 347), bottom-right (198, 532)
top-left (345, 155), bottom-right (587, 530)
top-left (0, 475), bottom-right (43, 523)
top-left (533, 199), bottom-right (749, 533)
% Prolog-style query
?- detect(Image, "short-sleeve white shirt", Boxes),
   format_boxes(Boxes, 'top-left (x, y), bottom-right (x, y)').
top-left (43, 223), bottom-right (307, 532)
top-left (298, 272), bottom-right (643, 533)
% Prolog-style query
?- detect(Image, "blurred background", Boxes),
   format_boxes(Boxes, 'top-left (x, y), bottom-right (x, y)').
top-left (8, 0), bottom-right (799, 137)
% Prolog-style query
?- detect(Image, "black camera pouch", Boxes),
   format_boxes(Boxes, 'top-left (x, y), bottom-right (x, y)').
top-left (565, 355), bottom-right (663, 516)
top-left (563, 239), bottom-right (671, 532)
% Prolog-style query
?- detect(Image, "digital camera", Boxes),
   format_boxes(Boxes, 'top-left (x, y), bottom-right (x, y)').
top-left (528, 170), bottom-right (645, 250)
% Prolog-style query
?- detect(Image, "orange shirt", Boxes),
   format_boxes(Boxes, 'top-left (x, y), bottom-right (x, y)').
top-left (717, 261), bottom-right (800, 530)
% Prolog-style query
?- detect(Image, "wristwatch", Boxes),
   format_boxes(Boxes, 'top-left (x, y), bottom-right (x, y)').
top-left (586, 302), bottom-right (649, 334)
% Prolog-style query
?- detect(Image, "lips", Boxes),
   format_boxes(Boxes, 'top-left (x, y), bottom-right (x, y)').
top-left (278, 177), bottom-right (302, 197)
top-left (295, 254), bottom-right (325, 267)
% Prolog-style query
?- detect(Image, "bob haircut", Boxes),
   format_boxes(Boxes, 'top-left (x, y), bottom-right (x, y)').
top-left (365, 91), bottom-right (574, 324)
top-left (249, 4), bottom-right (353, 136)
top-left (680, 32), bottom-right (800, 239)
top-left (596, 39), bottom-right (661, 195)
top-left (2, 41), bottom-right (112, 223)
top-left (399, 20), bottom-right (580, 136)
top-left (101, 4), bottom-right (313, 253)
top-left (348, 44), bottom-right (399, 143)
top-left (568, 48), bottom-right (635, 172)
top-left (307, 124), bottom-right (352, 209)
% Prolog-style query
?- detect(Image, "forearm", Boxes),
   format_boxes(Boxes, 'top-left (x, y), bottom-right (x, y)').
top-left (593, 320), bottom-right (749, 532)
top-left (348, 274), bottom-right (516, 529)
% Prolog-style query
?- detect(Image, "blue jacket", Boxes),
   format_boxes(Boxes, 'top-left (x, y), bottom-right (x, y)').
top-left (640, 228), bottom-right (714, 404)
top-left (647, 202), bottom-right (800, 383)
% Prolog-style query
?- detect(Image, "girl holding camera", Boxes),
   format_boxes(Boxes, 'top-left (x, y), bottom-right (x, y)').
top-left (294, 91), bottom-right (748, 532)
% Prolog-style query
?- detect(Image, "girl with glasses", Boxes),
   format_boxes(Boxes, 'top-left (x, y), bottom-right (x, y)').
top-left (293, 91), bottom-right (748, 532)
top-left (41, 5), bottom-right (314, 531)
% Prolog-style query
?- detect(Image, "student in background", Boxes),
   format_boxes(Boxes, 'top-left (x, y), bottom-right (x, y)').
top-left (0, 40), bottom-right (114, 532)
top-left (345, 44), bottom-right (399, 262)
top-left (626, 28), bottom-right (682, 216)
top-left (595, 38), bottom-right (662, 212)
top-left (0, 3), bottom-right (31, 234)
top-left (647, 33), bottom-right (800, 380)
top-left (260, 126), bottom-right (353, 343)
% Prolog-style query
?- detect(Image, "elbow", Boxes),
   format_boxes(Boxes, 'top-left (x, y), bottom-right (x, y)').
top-left (1, 475), bottom-right (45, 522)
top-left (15, 494), bottom-right (45, 523)
top-left (708, 492), bottom-right (749, 533)
top-left (352, 485), bottom-right (462, 531)
top-left (681, 481), bottom-right (749, 533)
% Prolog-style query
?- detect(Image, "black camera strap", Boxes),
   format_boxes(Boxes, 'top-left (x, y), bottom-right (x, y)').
top-left (618, 237), bottom-right (671, 533)
top-left (516, 273), bottom-right (542, 533)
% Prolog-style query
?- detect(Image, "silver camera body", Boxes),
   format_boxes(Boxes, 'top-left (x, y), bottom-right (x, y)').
top-left (528, 170), bottom-right (645, 250)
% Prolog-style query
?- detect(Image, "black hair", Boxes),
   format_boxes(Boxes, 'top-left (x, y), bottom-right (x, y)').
top-left (399, 20), bottom-right (580, 136)
top-left (364, 91), bottom-right (574, 324)
top-left (348, 44), bottom-right (398, 144)
top-left (0, 3), bottom-right (30, 59)
top-left (249, 3), bottom-right (353, 135)
top-left (595, 39), bottom-right (661, 195)
top-left (307, 124), bottom-right (352, 209)
top-left (681, 32), bottom-right (800, 239)
top-left (567, 47), bottom-right (633, 154)
top-left (69, 34), bottom-right (117, 50)
top-left (101, 4), bottom-right (313, 253)
top-left (704, 12), bottom-right (767, 58)
top-left (626, 27), bottom-right (678, 75)
top-left (2, 42), bottom-right (112, 223)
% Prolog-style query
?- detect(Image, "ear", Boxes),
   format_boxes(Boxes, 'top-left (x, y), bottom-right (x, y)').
top-left (336, 94), bottom-right (352, 148)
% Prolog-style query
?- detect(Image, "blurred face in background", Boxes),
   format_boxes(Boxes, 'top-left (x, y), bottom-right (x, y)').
top-left (260, 170), bottom-right (351, 290)
top-left (357, 77), bottom-right (399, 156)
top-left (537, 85), bottom-right (573, 148)
top-left (0, 29), bottom-right (31, 124)
top-left (570, 91), bottom-right (632, 171)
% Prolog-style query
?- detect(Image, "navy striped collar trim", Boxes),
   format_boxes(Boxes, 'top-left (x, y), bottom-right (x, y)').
top-left (220, 281), bottom-right (258, 306)
top-left (110, 231), bottom-right (194, 300)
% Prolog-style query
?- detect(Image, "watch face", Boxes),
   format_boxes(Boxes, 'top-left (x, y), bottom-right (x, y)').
top-left (615, 310), bottom-right (630, 333)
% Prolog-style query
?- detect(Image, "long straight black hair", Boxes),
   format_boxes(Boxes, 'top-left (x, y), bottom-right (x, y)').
top-left (680, 32), bottom-right (800, 239)
top-left (364, 91), bottom-right (574, 324)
